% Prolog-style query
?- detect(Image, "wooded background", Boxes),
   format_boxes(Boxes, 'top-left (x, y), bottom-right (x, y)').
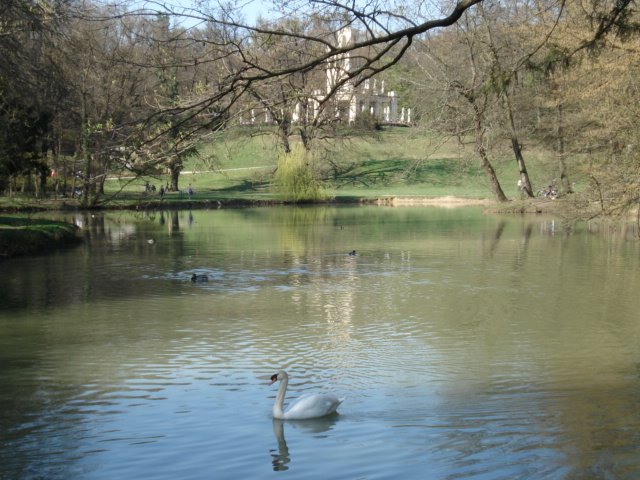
top-left (0, 0), bottom-right (637, 216)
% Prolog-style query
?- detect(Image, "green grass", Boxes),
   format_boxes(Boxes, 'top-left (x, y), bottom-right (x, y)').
top-left (0, 217), bottom-right (81, 257)
top-left (173, 126), bottom-right (509, 200)
top-left (196, 126), bottom-right (280, 169)
top-left (2, 126), bottom-right (576, 211)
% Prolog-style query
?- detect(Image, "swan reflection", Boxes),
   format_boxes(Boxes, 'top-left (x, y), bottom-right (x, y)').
top-left (270, 417), bottom-right (338, 471)
top-left (270, 420), bottom-right (290, 471)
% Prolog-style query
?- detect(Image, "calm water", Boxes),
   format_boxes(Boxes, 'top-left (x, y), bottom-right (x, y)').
top-left (1, 206), bottom-right (639, 479)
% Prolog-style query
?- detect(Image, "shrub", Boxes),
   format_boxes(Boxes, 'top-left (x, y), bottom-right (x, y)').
top-left (353, 112), bottom-right (382, 131)
top-left (272, 144), bottom-right (331, 202)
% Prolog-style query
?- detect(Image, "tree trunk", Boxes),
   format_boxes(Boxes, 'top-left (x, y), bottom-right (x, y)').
top-left (38, 168), bottom-right (47, 198)
top-left (555, 101), bottom-right (573, 195)
top-left (299, 128), bottom-right (312, 151)
top-left (80, 80), bottom-right (92, 207)
top-left (478, 137), bottom-right (508, 202)
top-left (479, 3), bottom-right (532, 198)
top-left (169, 162), bottom-right (181, 191)
top-left (98, 172), bottom-right (106, 195)
top-left (503, 93), bottom-right (534, 197)
top-left (278, 117), bottom-right (292, 153)
top-left (81, 136), bottom-right (92, 205)
top-left (469, 97), bottom-right (508, 202)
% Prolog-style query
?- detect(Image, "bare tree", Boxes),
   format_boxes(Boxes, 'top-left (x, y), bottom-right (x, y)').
top-left (406, 17), bottom-right (510, 202)
top-left (477, 2), bottom-right (537, 197)
top-left (90, 1), bottom-right (484, 138)
top-left (59, 6), bottom-right (162, 205)
top-left (243, 16), bottom-right (330, 153)
top-left (6, 0), bottom-right (639, 210)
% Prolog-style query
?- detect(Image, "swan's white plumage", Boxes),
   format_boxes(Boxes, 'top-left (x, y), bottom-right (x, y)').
top-left (270, 370), bottom-right (344, 420)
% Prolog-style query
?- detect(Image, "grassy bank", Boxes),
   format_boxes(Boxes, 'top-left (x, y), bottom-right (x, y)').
top-left (105, 127), bottom-right (574, 202)
top-left (104, 129), bottom-right (493, 200)
top-left (0, 126), bottom-right (575, 212)
top-left (0, 217), bottom-right (81, 258)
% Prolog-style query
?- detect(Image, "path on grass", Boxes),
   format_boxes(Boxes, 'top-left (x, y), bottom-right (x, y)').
top-left (107, 165), bottom-right (274, 181)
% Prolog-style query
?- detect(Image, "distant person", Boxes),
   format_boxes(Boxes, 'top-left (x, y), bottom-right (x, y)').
top-left (159, 185), bottom-right (165, 199)
top-left (188, 184), bottom-right (193, 200)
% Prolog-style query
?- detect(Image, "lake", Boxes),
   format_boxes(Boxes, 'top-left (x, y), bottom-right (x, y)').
top-left (1, 206), bottom-right (639, 479)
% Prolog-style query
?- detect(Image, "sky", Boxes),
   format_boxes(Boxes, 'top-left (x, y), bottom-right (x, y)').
top-left (237, 0), bottom-right (277, 24)
top-left (136, 0), bottom-right (279, 27)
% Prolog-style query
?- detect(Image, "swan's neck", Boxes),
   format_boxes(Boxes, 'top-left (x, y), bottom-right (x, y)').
top-left (273, 376), bottom-right (288, 419)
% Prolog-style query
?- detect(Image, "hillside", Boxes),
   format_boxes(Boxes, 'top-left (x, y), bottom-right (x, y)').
top-left (100, 126), bottom-right (573, 204)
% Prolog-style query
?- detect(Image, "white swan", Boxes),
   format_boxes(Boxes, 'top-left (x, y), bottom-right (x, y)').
top-left (269, 370), bottom-right (344, 420)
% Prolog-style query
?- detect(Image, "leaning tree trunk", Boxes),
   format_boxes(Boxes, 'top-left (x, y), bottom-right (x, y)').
top-left (469, 97), bottom-right (508, 202)
top-left (299, 127), bottom-right (313, 152)
top-left (478, 3), bottom-right (533, 199)
top-left (502, 93), bottom-right (534, 197)
top-left (478, 136), bottom-right (508, 202)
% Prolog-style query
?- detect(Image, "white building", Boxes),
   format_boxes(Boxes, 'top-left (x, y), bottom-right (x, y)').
top-left (243, 26), bottom-right (410, 126)
top-left (324, 27), bottom-right (410, 125)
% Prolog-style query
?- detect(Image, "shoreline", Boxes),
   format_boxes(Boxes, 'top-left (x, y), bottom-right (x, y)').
top-left (1, 195), bottom-right (493, 213)
top-left (0, 194), bottom-right (570, 215)
top-left (0, 218), bottom-right (81, 259)
top-left (370, 195), bottom-right (495, 207)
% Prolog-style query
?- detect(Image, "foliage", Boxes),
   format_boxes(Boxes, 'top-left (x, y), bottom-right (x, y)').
top-left (273, 144), bottom-right (331, 202)
top-left (0, 217), bottom-right (80, 258)
top-left (0, 97), bottom-right (51, 183)
top-left (352, 112), bottom-right (382, 132)
top-left (0, 0), bottom-right (62, 194)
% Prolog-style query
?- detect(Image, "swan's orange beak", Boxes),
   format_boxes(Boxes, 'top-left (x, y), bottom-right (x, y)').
top-left (268, 373), bottom-right (278, 385)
